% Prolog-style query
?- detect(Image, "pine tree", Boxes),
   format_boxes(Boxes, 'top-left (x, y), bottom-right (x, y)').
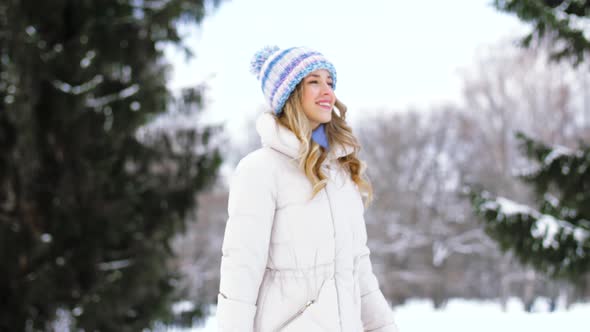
top-left (493, 0), bottom-right (590, 65)
top-left (471, 0), bottom-right (590, 281)
top-left (0, 0), bottom-right (222, 330)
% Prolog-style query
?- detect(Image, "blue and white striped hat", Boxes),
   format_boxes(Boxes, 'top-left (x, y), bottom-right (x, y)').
top-left (249, 46), bottom-right (337, 115)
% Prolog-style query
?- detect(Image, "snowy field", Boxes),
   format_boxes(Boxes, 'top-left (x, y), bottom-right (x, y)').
top-left (170, 297), bottom-right (590, 332)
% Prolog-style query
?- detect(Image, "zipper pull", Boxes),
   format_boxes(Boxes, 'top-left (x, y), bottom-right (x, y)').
top-left (274, 299), bottom-right (316, 331)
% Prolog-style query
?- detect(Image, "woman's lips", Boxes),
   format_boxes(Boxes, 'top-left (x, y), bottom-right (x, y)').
top-left (316, 101), bottom-right (333, 110)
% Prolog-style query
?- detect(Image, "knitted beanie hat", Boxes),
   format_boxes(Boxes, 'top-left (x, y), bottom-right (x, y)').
top-left (249, 46), bottom-right (337, 115)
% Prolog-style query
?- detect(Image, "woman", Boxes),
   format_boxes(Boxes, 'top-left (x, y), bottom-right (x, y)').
top-left (217, 46), bottom-right (399, 332)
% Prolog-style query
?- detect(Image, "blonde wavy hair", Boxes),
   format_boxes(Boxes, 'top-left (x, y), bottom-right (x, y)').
top-left (275, 83), bottom-right (373, 205)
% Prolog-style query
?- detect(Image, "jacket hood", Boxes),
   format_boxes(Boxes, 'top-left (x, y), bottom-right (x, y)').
top-left (255, 112), bottom-right (353, 160)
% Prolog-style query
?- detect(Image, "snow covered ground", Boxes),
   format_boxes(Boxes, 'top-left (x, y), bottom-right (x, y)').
top-left (170, 297), bottom-right (590, 332)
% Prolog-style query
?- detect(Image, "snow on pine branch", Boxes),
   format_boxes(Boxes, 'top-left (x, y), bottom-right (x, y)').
top-left (86, 84), bottom-right (140, 109)
top-left (552, 1), bottom-right (590, 41)
top-left (51, 75), bottom-right (141, 109)
top-left (97, 259), bottom-right (134, 271)
top-left (543, 145), bottom-right (577, 165)
top-left (513, 143), bottom-right (584, 178)
top-left (481, 196), bottom-right (589, 251)
top-left (52, 75), bottom-right (104, 95)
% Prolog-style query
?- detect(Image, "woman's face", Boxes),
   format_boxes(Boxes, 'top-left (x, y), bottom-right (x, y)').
top-left (300, 69), bottom-right (335, 129)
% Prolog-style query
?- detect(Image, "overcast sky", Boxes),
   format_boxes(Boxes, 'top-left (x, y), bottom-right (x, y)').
top-left (166, 0), bottom-right (528, 135)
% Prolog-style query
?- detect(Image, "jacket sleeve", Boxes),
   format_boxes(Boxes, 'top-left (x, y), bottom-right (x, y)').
top-left (356, 216), bottom-right (400, 332)
top-left (217, 153), bottom-right (277, 332)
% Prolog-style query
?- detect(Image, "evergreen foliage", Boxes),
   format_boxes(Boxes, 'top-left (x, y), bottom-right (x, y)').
top-left (472, 0), bottom-right (590, 281)
top-left (0, 0), bottom-right (222, 330)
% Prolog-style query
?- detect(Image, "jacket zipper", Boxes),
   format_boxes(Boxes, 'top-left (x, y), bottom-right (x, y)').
top-left (273, 276), bottom-right (329, 331)
top-left (273, 299), bottom-right (315, 331)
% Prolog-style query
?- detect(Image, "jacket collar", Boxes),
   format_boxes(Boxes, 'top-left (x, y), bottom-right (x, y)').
top-left (255, 112), bottom-right (353, 160)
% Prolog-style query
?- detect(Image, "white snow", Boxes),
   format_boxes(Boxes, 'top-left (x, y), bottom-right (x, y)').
top-left (532, 215), bottom-right (565, 249)
top-left (85, 84), bottom-right (140, 109)
top-left (543, 193), bottom-right (559, 208)
top-left (167, 298), bottom-right (590, 332)
top-left (80, 50), bottom-right (97, 68)
top-left (96, 259), bottom-right (133, 271)
top-left (40, 233), bottom-right (53, 243)
top-left (494, 197), bottom-right (532, 215)
top-left (52, 75), bottom-right (104, 95)
top-left (172, 300), bottom-right (196, 315)
top-left (543, 145), bottom-right (574, 165)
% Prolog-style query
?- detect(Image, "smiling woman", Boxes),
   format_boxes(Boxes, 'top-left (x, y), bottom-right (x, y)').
top-left (216, 45), bottom-right (399, 332)
top-left (300, 70), bottom-right (336, 128)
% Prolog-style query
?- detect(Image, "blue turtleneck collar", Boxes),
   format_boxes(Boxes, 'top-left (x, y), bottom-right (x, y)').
top-left (311, 123), bottom-right (329, 149)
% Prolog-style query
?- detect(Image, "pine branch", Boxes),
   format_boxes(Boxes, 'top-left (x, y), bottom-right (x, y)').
top-left (471, 190), bottom-right (590, 280)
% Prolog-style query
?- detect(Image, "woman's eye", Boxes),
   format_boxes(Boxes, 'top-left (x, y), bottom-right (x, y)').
top-left (307, 79), bottom-right (333, 88)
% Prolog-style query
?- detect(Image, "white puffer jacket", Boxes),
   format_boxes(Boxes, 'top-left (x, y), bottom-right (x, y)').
top-left (217, 113), bottom-right (399, 332)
